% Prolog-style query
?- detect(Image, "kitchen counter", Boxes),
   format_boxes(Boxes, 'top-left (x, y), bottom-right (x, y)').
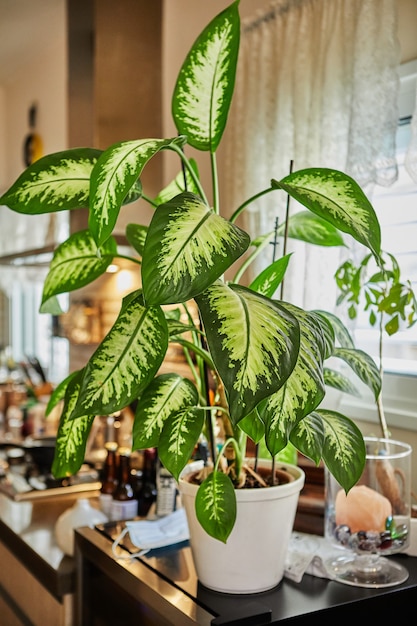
top-left (0, 490), bottom-right (100, 626)
top-left (76, 521), bottom-right (417, 625)
top-left (1, 474), bottom-right (416, 626)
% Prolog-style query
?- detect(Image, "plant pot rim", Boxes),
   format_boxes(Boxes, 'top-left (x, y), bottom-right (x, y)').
top-left (179, 459), bottom-right (305, 502)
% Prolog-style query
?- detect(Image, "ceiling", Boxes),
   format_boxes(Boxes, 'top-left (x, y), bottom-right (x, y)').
top-left (0, 0), bottom-right (64, 84)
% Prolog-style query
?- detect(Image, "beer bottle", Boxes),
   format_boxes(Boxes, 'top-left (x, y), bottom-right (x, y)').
top-left (137, 447), bottom-right (157, 516)
top-left (110, 447), bottom-right (138, 521)
top-left (99, 441), bottom-right (118, 518)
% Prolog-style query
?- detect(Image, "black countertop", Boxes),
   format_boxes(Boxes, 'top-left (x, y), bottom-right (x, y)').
top-left (75, 519), bottom-right (417, 625)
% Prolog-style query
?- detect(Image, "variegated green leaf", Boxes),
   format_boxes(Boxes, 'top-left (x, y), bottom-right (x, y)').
top-left (309, 311), bottom-right (335, 359)
top-left (333, 347), bottom-right (381, 399)
top-left (39, 294), bottom-right (64, 315)
top-left (317, 408), bottom-right (366, 491)
top-left (126, 223), bottom-right (148, 257)
top-left (45, 370), bottom-right (79, 416)
top-left (167, 318), bottom-right (198, 337)
top-left (158, 406), bottom-right (205, 480)
top-left (0, 148), bottom-right (101, 214)
top-left (172, 2), bottom-right (240, 152)
top-left (313, 309), bottom-right (355, 349)
top-left (249, 255), bottom-right (292, 297)
top-left (154, 158), bottom-right (200, 205)
top-left (89, 136), bottom-right (186, 247)
top-left (238, 409), bottom-right (265, 444)
top-left (196, 282), bottom-right (300, 424)
top-left (272, 169), bottom-right (381, 258)
top-left (73, 290), bottom-right (168, 417)
top-left (132, 374), bottom-right (199, 449)
top-left (195, 471), bottom-right (236, 542)
top-left (261, 306), bottom-right (328, 456)
top-left (289, 411), bottom-right (325, 465)
top-left (279, 210), bottom-right (346, 247)
top-left (323, 367), bottom-right (361, 396)
top-left (52, 371), bottom-right (95, 477)
top-left (41, 230), bottom-right (117, 307)
top-left (142, 192), bottom-right (250, 305)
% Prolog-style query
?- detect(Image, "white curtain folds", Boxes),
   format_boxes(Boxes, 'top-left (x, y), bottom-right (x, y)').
top-left (405, 79), bottom-right (417, 183)
top-left (222, 0), bottom-right (401, 310)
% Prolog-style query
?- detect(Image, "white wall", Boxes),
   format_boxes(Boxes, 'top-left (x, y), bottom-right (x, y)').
top-left (0, 87), bottom-right (6, 193)
top-left (0, 11), bottom-right (67, 190)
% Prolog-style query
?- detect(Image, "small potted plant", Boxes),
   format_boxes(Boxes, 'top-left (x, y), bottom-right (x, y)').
top-left (0, 1), bottom-right (384, 593)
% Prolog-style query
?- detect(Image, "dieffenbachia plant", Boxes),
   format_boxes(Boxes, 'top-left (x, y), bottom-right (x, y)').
top-left (0, 1), bottom-right (382, 542)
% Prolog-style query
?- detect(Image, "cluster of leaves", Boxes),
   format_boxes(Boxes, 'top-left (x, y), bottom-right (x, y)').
top-left (335, 252), bottom-right (417, 337)
top-left (0, 1), bottom-right (387, 542)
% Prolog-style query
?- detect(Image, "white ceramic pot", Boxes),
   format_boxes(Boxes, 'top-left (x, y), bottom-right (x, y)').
top-left (179, 459), bottom-right (305, 594)
top-left (55, 498), bottom-right (108, 556)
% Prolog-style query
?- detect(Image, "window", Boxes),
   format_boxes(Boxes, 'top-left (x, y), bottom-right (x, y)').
top-left (7, 281), bottom-right (69, 386)
top-left (337, 60), bottom-right (417, 430)
top-left (347, 60), bottom-right (417, 376)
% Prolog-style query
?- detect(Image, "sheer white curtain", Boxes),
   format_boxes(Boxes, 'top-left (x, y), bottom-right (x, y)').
top-left (222, 0), bottom-right (401, 310)
top-left (405, 80), bottom-right (417, 183)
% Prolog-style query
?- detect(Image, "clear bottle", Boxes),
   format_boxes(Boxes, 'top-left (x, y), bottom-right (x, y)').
top-left (99, 441), bottom-right (118, 517)
top-left (156, 459), bottom-right (177, 517)
top-left (110, 447), bottom-right (138, 521)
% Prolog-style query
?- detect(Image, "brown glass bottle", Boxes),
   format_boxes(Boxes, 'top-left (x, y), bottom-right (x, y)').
top-left (99, 441), bottom-right (118, 518)
top-left (137, 447), bottom-right (157, 517)
top-left (110, 447), bottom-right (138, 521)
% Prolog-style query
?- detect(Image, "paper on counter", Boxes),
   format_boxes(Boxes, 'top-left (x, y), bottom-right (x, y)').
top-left (284, 531), bottom-right (340, 582)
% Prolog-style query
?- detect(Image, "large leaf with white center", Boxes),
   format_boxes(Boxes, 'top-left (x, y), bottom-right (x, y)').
top-left (196, 282), bottom-right (300, 424)
top-left (142, 192), bottom-right (250, 305)
top-left (0, 148), bottom-right (101, 214)
top-left (314, 309), bottom-right (355, 348)
top-left (272, 169), bottom-right (381, 258)
top-left (289, 411), bottom-right (325, 465)
top-left (158, 406), bottom-right (205, 481)
top-left (238, 408), bottom-right (266, 444)
top-left (132, 374), bottom-right (199, 449)
top-left (72, 290), bottom-right (168, 418)
top-left (89, 136), bottom-right (187, 247)
top-left (323, 368), bottom-right (360, 396)
top-left (45, 370), bottom-right (79, 417)
top-left (195, 471), bottom-right (237, 543)
top-left (41, 230), bottom-right (117, 308)
top-left (260, 306), bottom-right (329, 456)
top-left (279, 210), bottom-right (346, 247)
top-left (172, 2), bottom-right (239, 152)
top-left (126, 223), bottom-right (148, 257)
top-left (52, 370), bottom-right (95, 477)
top-left (333, 347), bottom-right (381, 399)
top-left (294, 409), bottom-right (366, 491)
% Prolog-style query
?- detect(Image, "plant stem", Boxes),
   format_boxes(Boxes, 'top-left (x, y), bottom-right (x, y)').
top-left (170, 144), bottom-right (209, 205)
top-left (211, 152), bottom-right (220, 214)
top-left (229, 187), bottom-right (275, 224)
top-left (377, 309), bottom-right (390, 439)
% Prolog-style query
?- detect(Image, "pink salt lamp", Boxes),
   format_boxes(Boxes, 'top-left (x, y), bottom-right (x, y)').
top-left (335, 485), bottom-right (392, 533)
